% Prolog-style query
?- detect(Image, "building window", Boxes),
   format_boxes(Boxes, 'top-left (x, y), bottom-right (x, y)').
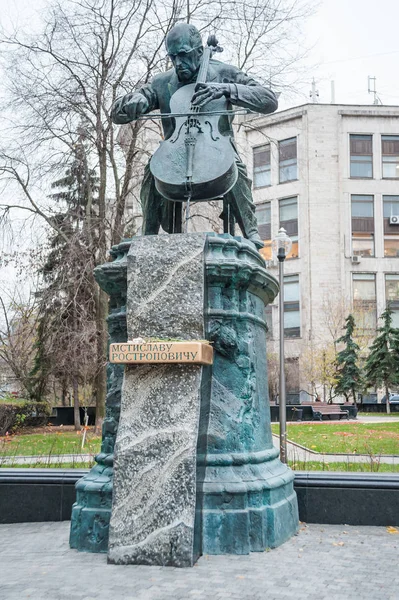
top-left (284, 274), bottom-right (300, 338)
top-left (265, 305), bottom-right (273, 338)
top-left (253, 144), bottom-right (271, 188)
top-left (279, 137), bottom-right (297, 183)
top-left (382, 135), bottom-right (399, 179)
top-left (383, 195), bottom-right (399, 257)
top-left (351, 195), bottom-right (374, 257)
top-left (279, 197), bottom-right (298, 259)
top-left (350, 134), bottom-right (373, 178)
top-left (385, 274), bottom-right (399, 328)
top-left (352, 273), bottom-right (376, 330)
top-left (256, 202), bottom-right (272, 260)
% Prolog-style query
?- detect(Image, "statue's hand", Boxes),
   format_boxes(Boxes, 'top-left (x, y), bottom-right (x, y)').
top-left (122, 93), bottom-right (149, 120)
top-left (191, 83), bottom-right (230, 108)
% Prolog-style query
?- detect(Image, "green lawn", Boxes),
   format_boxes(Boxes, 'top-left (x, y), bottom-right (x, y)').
top-left (271, 422), bottom-right (399, 455)
top-left (0, 431), bottom-right (101, 458)
top-left (289, 460), bottom-right (399, 472)
top-left (0, 397), bottom-right (29, 405)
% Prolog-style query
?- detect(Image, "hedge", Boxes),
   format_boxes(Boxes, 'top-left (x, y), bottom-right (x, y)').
top-left (0, 402), bottom-right (51, 436)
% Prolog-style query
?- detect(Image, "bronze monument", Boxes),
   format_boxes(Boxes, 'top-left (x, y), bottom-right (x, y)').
top-left (111, 23), bottom-right (278, 246)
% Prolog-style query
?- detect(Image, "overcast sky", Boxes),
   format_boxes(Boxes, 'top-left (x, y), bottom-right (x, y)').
top-left (300, 0), bottom-right (399, 107)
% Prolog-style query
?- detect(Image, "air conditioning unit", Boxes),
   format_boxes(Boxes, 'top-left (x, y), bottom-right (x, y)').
top-left (352, 255), bottom-right (361, 264)
top-left (390, 215), bottom-right (399, 225)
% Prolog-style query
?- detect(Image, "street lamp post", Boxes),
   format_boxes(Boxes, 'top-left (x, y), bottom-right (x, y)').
top-left (272, 228), bottom-right (292, 464)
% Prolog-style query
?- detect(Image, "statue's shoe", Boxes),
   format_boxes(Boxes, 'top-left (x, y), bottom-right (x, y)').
top-left (248, 233), bottom-right (264, 250)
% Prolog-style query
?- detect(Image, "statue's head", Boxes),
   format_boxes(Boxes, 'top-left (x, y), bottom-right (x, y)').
top-left (166, 23), bottom-right (203, 82)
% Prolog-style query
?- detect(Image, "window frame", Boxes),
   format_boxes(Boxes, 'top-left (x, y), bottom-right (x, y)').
top-left (382, 135), bottom-right (399, 180)
top-left (283, 273), bottom-right (300, 338)
top-left (383, 195), bottom-right (399, 258)
top-left (253, 143), bottom-right (271, 189)
top-left (352, 272), bottom-right (377, 331)
top-left (351, 194), bottom-right (375, 258)
top-left (279, 196), bottom-right (299, 260)
top-left (279, 137), bottom-right (298, 184)
top-left (385, 274), bottom-right (399, 328)
top-left (256, 201), bottom-right (272, 261)
top-left (349, 134), bottom-right (373, 179)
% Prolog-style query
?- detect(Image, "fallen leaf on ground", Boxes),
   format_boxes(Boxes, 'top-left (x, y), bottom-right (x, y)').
top-left (333, 542), bottom-right (345, 546)
top-left (386, 526), bottom-right (398, 534)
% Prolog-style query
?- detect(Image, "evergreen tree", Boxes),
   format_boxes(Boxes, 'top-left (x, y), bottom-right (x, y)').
top-left (334, 314), bottom-right (362, 403)
top-left (364, 306), bottom-right (399, 414)
top-left (31, 141), bottom-right (99, 429)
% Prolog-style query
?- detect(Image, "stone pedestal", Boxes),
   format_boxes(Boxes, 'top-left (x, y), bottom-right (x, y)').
top-left (69, 240), bottom-right (130, 553)
top-left (108, 234), bottom-right (208, 567)
top-left (70, 233), bottom-right (299, 559)
top-left (200, 234), bottom-right (298, 553)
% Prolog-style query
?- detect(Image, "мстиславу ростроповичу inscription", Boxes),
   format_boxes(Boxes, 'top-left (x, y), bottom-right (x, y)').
top-left (109, 341), bottom-right (213, 364)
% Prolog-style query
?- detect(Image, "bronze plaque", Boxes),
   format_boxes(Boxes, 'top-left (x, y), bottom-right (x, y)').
top-left (109, 341), bottom-right (213, 365)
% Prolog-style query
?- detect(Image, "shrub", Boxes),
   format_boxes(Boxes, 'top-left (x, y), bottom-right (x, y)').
top-left (0, 401), bottom-right (51, 435)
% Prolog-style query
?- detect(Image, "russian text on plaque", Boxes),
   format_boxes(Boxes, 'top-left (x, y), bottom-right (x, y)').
top-left (109, 341), bottom-right (213, 365)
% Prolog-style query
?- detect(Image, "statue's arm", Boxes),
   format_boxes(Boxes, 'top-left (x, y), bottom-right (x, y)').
top-left (111, 84), bottom-right (159, 124)
top-left (227, 70), bottom-right (278, 115)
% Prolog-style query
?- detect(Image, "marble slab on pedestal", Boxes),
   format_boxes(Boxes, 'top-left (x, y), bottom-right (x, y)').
top-left (107, 234), bottom-right (207, 567)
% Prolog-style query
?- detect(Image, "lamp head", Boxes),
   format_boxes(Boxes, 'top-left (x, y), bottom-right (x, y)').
top-left (272, 227), bottom-right (292, 262)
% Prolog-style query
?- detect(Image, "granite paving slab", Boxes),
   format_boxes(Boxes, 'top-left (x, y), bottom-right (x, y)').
top-left (1, 521), bottom-right (398, 600)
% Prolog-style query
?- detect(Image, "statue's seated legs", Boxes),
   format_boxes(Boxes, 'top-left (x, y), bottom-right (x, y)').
top-left (140, 161), bottom-right (263, 248)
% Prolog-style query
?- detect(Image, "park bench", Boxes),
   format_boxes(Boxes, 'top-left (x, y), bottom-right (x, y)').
top-left (340, 403), bottom-right (358, 419)
top-left (301, 402), bottom-right (349, 421)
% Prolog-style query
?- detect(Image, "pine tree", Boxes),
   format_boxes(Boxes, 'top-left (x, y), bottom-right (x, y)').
top-left (334, 314), bottom-right (362, 403)
top-left (364, 306), bottom-right (399, 414)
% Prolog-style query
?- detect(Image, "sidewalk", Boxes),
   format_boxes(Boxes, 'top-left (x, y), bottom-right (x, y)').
top-left (0, 521), bottom-right (397, 600)
top-left (0, 453), bottom-right (93, 466)
top-left (271, 435), bottom-right (399, 465)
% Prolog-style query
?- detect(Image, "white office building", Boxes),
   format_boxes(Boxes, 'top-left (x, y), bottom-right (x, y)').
top-left (239, 103), bottom-right (399, 398)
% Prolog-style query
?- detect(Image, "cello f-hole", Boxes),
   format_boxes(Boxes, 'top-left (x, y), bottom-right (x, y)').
top-left (204, 120), bottom-right (220, 142)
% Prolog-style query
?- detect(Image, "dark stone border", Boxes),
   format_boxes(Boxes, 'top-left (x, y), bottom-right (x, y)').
top-left (295, 471), bottom-right (399, 526)
top-left (0, 469), bottom-right (87, 524)
top-left (1, 469), bottom-right (398, 527)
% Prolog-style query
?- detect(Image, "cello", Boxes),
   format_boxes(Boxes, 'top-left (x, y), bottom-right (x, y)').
top-left (150, 35), bottom-right (238, 204)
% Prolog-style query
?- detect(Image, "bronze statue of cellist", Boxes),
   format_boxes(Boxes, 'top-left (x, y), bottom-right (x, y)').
top-left (111, 23), bottom-right (278, 248)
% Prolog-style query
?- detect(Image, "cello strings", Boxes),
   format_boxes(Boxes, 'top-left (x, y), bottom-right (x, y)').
top-left (185, 193), bottom-right (191, 233)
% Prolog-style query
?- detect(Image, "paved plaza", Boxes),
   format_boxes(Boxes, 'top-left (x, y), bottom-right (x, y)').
top-left (0, 521), bottom-right (398, 600)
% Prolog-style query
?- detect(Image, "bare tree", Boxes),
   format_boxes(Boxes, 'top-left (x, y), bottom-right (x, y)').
top-left (219, 0), bottom-right (315, 91)
top-left (0, 287), bottom-right (39, 399)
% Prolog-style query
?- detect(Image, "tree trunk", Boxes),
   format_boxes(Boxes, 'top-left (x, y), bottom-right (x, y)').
top-left (385, 383), bottom-right (391, 414)
top-left (352, 387), bottom-right (357, 405)
top-left (93, 140), bottom-right (108, 435)
top-left (94, 287), bottom-right (107, 433)
top-left (61, 381), bottom-right (68, 407)
top-left (73, 376), bottom-right (81, 431)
